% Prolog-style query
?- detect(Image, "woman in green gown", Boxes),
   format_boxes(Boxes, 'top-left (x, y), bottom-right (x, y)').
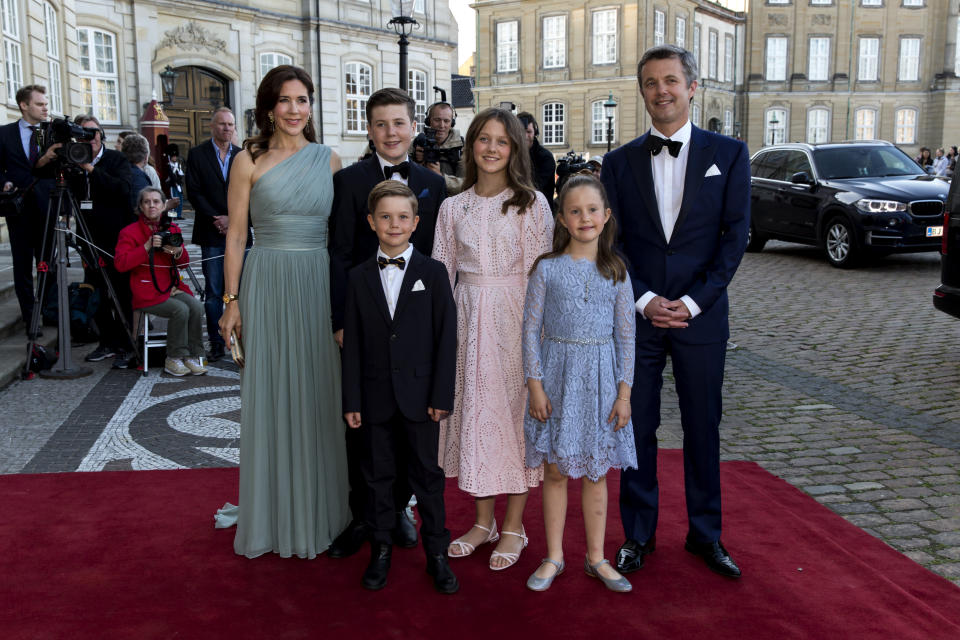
top-left (215, 65), bottom-right (350, 558)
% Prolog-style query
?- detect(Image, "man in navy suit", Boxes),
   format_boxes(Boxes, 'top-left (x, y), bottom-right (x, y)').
top-left (0, 85), bottom-right (53, 335)
top-left (601, 45), bottom-right (750, 579)
top-left (186, 107), bottom-right (245, 362)
top-left (328, 87), bottom-right (447, 558)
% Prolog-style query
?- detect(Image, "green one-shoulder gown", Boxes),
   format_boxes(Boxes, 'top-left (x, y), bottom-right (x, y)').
top-left (216, 143), bottom-right (350, 558)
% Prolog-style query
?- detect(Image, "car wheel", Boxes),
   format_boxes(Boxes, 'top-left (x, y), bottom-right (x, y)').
top-left (822, 216), bottom-right (859, 268)
top-left (746, 221), bottom-right (767, 253)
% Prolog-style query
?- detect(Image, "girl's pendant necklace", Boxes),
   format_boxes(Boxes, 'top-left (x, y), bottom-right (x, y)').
top-left (582, 268), bottom-right (590, 303)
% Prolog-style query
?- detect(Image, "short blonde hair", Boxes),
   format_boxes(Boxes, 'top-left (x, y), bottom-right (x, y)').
top-left (367, 180), bottom-right (418, 216)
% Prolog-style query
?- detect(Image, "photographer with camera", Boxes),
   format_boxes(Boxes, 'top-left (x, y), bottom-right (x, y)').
top-left (411, 102), bottom-right (465, 195)
top-left (115, 187), bottom-right (206, 376)
top-left (68, 114), bottom-right (135, 368)
top-left (0, 85), bottom-right (56, 336)
top-left (516, 112), bottom-right (556, 211)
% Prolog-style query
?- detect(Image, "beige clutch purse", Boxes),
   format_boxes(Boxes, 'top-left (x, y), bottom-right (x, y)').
top-left (230, 329), bottom-right (245, 368)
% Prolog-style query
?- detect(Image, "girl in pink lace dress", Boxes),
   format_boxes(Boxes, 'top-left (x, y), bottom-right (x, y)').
top-left (433, 108), bottom-right (554, 570)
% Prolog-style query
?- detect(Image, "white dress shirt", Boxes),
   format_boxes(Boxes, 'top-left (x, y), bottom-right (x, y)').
top-left (377, 153), bottom-right (409, 186)
top-left (636, 120), bottom-right (702, 320)
top-left (377, 243), bottom-right (413, 319)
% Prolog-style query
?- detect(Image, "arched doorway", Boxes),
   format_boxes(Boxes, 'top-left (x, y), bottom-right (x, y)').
top-left (164, 66), bottom-right (230, 157)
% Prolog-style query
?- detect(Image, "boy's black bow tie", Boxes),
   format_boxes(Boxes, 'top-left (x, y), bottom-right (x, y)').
top-left (377, 256), bottom-right (406, 270)
top-left (645, 135), bottom-right (683, 158)
top-left (384, 161), bottom-right (410, 180)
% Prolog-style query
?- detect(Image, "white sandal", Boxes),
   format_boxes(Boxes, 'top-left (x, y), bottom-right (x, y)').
top-left (489, 526), bottom-right (528, 571)
top-left (447, 521), bottom-right (499, 558)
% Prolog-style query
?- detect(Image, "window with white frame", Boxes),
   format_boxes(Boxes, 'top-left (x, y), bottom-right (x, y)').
top-left (543, 15), bottom-right (566, 69)
top-left (895, 108), bottom-right (917, 144)
top-left (724, 34), bottom-right (734, 82)
top-left (691, 103), bottom-right (701, 127)
top-left (811, 0), bottom-right (832, 4)
top-left (44, 2), bottom-right (62, 113)
top-left (497, 21), bottom-right (519, 72)
top-left (675, 16), bottom-right (686, 48)
top-left (898, 37), bottom-right (920, 81)
top-left (408, 69), bottom-right (427, 132)
top-left (862, 0), bottom-right (881, 5)
top-left (724, 109), bottom-right (733, 136)
top-left (708, 30), bottom-right (718, 80)
top-left (344, 61), bottom-right (372, 134)
top-left (902, 0), bottom-right (923, 6)
top-left (808, 37), bottom-right (829, 81)
top-left (768, 0), bottom-right (789, 3)
top-left (592, 100), bottom-right (615, 145)
top-left (807, 107), bottom-right (830, 143)
top-left (259, 52), bottom-right (293, 80)
top-left (765, 108), bottom-right (787, 145)
top-left (693, 24), bottom-right (701, 70)
top-left (542, 102), bottom-right (564, 145)
top-left (414, 0), bottom-right (425, 12)
top-left (593, 9), bottom-right (617, 64)
top-left (956, 20), bottom-right (960, 76)
top-left (2, 0), bottom-right (22, 104)
top-left (77, 28), bottom-right (119, 123)
top-left (654, 10), bottom-right (665, 46)
top-left (858, 37), bottom-right (880, 81)
top-left (854, 108), bottom-right (877, 140)
top-left (766, 36), bottom-right (787, 81)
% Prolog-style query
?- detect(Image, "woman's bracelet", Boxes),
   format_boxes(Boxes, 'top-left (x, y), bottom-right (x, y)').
top-left (617, 396), bottom-right (630, 402)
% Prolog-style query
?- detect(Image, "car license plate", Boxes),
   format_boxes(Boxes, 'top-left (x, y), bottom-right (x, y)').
top-left (927, 226), bottom-right (943, 237)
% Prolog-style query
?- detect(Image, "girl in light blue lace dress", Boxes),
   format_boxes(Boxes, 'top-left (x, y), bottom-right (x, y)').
top-left (522, 173), bottom-right (637, 593)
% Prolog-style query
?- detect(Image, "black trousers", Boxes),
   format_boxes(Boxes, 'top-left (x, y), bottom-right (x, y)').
top-left (345, 422), bottom-right (412, 524)
top-left (7, 208), bottom-right (53, 327)
top-left (359, 411), bottom-right (450, 556)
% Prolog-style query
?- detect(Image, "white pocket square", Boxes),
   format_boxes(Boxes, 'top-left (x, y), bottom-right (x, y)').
top-left (412, 279), bottom-right (426, 292)
top-left (705, 164), bottom-right (722, 177)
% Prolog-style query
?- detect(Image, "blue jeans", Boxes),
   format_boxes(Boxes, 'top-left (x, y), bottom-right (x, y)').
top-left (169, 185), bottom-right (184, 218)
top-left (200, 246), bottom-right (226, 348)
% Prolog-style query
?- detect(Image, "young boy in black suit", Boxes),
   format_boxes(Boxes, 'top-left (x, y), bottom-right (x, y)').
top-left (329, 88), bottom-right (447, 557)
top-left (341, 181), bottom-right (458, 594)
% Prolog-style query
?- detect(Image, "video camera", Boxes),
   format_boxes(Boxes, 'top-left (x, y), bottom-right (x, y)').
top-left (556, 151), bottom-right (591, 193)
top-left (37, 116), bottom-right (96, 167)
top-left (413, 127), bottom-right (462, 167)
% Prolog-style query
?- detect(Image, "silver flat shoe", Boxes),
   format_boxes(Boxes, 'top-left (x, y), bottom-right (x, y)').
top-left (584, 557), bottom-right (632, 592)
top-left (526, 557), bottom-right (565, 592)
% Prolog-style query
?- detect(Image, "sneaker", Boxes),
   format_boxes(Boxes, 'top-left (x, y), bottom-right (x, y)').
top-left (85, 345), bottom-right (117, 362)
top-left (112, 351), bottom-right (133, 369)
top-left (164, 357), bottom-right (191, 377)
top-left (183, 357), bottom-right (208, 376)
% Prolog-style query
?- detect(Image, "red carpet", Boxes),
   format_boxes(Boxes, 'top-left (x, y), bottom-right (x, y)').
top-left (2, 450), bottom-right (960, 639)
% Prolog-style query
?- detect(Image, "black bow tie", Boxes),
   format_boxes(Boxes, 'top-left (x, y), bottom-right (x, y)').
top-left (645, 135), bottom-right (683, 158)
top-left (384, 161), bottom-right (410, 180)
top-left (377, 256), bottom-right (406, 270)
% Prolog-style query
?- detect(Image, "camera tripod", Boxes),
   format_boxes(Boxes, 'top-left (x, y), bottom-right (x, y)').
top-left (23, 171), bottom-right (140, 379)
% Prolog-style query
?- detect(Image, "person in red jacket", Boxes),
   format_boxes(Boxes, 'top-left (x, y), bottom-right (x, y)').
top-left (115, 186), bottom-right (207, 376)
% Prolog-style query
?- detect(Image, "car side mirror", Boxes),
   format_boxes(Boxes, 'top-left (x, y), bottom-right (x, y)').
top-left (791, 171), bottom-right (814, 185)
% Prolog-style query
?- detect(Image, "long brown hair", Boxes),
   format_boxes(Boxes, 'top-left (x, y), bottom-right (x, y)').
top-left (530, 172), bottom-right (627, 283)
top-left (462, 107), bottom-right (537, 215)
top-left (244, 65), bottom-right (317, 162)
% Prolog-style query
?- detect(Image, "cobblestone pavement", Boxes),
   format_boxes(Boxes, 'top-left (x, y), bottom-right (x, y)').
top-left (1, 240), bottom-right (959, 585)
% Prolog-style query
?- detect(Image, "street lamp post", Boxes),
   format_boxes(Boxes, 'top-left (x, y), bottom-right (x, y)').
top-left (388, 1), bottom-right (420, 93)
top-left (768, 113), bottom-right (779, 146)
top-left (604, 91), bottom-right (617, 153)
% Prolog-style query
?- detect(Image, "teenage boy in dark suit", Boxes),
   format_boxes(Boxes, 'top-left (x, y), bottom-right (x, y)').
top-left (329, 87), bottom-right (446, 556)
top-left (341, 180), bottom-right (458, 594)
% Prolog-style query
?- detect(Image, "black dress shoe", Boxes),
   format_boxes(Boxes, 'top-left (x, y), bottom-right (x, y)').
top-left (684, 539), bottom-right (741, 579)
top-left (392, 510), bottom-right (418, 549)
top-left (328, 521), bottom-right (368, 559)
top-left (206, 344), bottom-right (225, 363)
top-left (426, 553), bottom-right (460, 594)
top-left (615, 536), bottom-right (656, 574)
top-left (362, 543), bottom-right (392, 590)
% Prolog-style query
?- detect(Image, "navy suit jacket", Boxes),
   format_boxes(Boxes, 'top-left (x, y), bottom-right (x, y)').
top-left (601, 126), bottom-right (750, 344)
top-left (341, 248), bottom-right (456, 424)
top-left (0, 120), bottom-right (50, 217)
top-left (329, 154), bottom-right (446, 331)
top-left (185, 140), bottom-right (242, 248)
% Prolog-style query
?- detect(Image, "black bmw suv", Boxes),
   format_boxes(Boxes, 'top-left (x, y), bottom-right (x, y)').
top-left (749, 141), bottom-right (949, 267)
top-left (934, 175), bottom-right (960, 318)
